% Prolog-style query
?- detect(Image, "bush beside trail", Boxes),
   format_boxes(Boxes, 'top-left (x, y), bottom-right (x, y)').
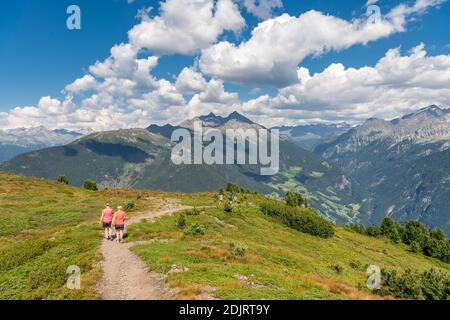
top-left (260, 201), bottom-right (334, 238)
top-left (381, 268), bottom-right (450, 300)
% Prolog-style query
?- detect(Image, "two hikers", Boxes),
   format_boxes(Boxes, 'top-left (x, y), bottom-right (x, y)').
top-left (217, 191), bottom-right (237, 206)
top-left (100, 204), bottom-right (126, 243)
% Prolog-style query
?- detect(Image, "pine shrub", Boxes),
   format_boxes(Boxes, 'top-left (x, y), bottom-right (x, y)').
top-left (260, 201), bottom-right (335, 238)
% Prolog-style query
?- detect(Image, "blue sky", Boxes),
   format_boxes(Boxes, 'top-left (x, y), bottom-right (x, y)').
top-left (0, 0), bottom-right (137, 109)
top-left (0, 0), bottom-right (449, 130)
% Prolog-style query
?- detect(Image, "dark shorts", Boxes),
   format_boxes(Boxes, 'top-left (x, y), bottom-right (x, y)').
top-left (103, 222), bottom-right (112, 228)
top-left (115, 224), bottom-right (125, 231)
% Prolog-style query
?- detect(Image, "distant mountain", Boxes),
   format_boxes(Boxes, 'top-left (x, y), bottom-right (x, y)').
top-left (274, 123), bottom-right (352, 151)
top-left (315, 105), bottom-right (450, 233)
top-left (0, 126), bottom-right (83, 163)
top-left (1, 112), bottom-right (357, 224)
top-left (147, 124), bottom-right (178, 139)
top-left (147, 111), bottom-right (261, 138)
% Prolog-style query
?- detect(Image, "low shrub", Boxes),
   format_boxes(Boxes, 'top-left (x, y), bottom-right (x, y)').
top-left (430, 229), bottom-right (446, 241)
top-left (381, 268), bottom-right (450, 300)
top-left (176, 214), bottom-right (187, 229)
top-left (260, 201), bottom-right (334, 238)
top-left (0, 239), bottom-right (53, 272)
top-left (186, 207), bottom-right (202, 216)
top-left (380, 217), bottom-right (401, 243)
top-left (224, 203), bottom-right (233, 213)
top-left (57, 175), bottom-right (69, 185)
top-left (124, 202), bottom-right (135, 211)
top-left (225, 182), bottom-right (255, 194)
top-left (348, 223), bottom-right (366, 234)
top-left (226, 182), bottom-right (241, 193)
top-left (410, 240), bottom-right (422, 253)
top-left (366, 226), bottom-right (381, 237)
top-left (184, 223), bottom-right (206, 236)
top-left (330, 263), bottom-right (344, 274)
top-left (402, 221), bottom-right (428, 245)
top-left (83, 180), bottom-right (98, 191)
top-left (229, 242), bottom-right (246, 257)
top-left (349, 219), bottom-right (449, 263)
top-left (285, 192), bottom-right (308, 208)
top-left (349, 260), bottom-right (362, 270)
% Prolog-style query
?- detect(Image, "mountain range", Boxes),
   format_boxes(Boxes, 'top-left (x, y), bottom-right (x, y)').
top-left (275, 123), bottom-right (352, 151)
top-left (1, 106), bottom-right (450, 233)
top-left (315, 105), bottom-right (450, 233)
top-left (0, 112), bottom-right (356, 224)
top-left (0, 126), bottom-right (83, 163)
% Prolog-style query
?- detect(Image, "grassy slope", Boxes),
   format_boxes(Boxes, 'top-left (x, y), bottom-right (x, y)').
top-left (0, 173), bottom-right (448, 300)
top-left (0, 172), bottom-right (172, 299)
top-left (128, 200), bottom-right (449, 300)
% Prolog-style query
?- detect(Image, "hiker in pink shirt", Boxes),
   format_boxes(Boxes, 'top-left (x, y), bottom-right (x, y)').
top-left (113, 206), bottom-right (126, 243)
top-left (100, 204), bottom-right (114, 241)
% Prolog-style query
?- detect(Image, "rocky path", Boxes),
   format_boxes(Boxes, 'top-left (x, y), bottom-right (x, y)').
top-left (98, 205), bottom-right (191, 300)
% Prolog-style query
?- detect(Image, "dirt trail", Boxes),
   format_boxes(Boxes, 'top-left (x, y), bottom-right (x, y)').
top-left (98, 204), bottom-right (192, 300)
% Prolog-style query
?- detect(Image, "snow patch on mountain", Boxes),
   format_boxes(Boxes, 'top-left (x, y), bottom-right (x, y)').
top-left (0, 126), bottom-right (83, 147)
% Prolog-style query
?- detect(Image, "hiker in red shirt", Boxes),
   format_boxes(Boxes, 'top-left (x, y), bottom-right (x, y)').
top-left (100, 204), bottom-right (114, 241)
top-left (113, 206), bottom-right (126, 243)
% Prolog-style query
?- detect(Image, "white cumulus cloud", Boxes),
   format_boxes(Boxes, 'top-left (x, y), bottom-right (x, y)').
top-left (128, 0), bottom-right (245, 55)
top-left (241, 0), bottom-right (283, 19)
top-left (2, 0), bottom-right (449, 131)
top-left (239, 44), bottom-right (450, 126)
top-left (199, 0), bottom-right (444, 87)
top-left (175, 67), bottom-right (208, 94)
top-left (65, 75), bottom-right (98, 94)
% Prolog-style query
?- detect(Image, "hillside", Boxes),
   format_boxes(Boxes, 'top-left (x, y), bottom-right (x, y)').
top-left (0, 112), bottom-right (357, 224)
top-left (128, 205), bottom-right (449, 300)
top-left (0, 173), bottom-right (448, 300)
top-left (0, 172), bottom-right (172, 299)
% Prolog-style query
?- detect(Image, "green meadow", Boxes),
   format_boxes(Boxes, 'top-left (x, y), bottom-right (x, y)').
top-left (0, 173), bottom-right (159, 299)
top-left (127, 204), bottom-right (449, 300)
top-left (0, 173), bottom-right (448, 300)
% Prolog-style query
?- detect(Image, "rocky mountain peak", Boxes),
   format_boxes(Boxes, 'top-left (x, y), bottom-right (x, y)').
top-left (400, 105), bottom-right (445, 121)
top-left (226, 111), bottom-right (255, 124)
